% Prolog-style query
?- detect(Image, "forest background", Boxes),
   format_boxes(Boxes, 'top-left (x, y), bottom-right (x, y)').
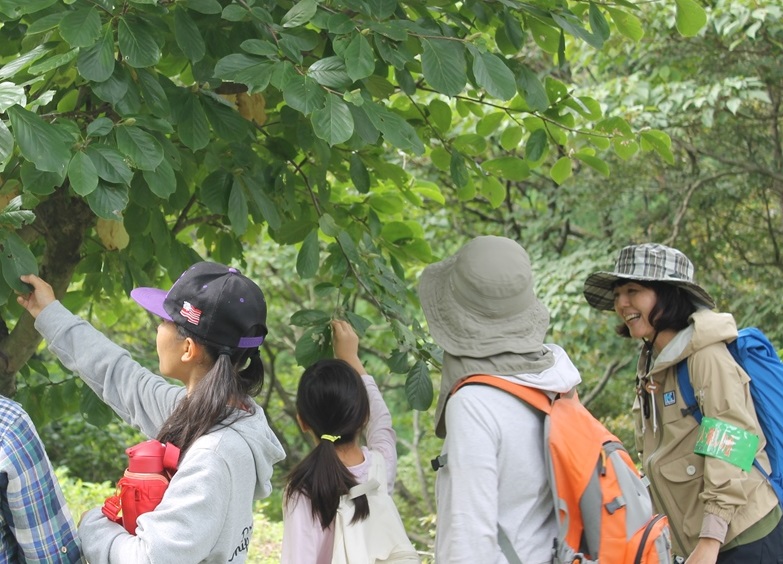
top-left (0, 0), bottom-right (781, 561)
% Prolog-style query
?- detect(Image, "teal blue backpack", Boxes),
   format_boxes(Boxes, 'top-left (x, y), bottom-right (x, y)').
top-left (676, 327), bottom-right (783, 505)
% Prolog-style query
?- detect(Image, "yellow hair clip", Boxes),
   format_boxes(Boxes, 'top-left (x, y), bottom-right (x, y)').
top-left (320, 434), bottom-right (341, 443)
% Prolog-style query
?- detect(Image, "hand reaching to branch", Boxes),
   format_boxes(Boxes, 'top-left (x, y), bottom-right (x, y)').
top-left (331, 319), bottom-right (367, 376)
top-left (16, 274), bottom-right (56, 319)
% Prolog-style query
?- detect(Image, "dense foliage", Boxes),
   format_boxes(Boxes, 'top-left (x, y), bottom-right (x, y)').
top-left (6, 0), bottom-right (783, 559)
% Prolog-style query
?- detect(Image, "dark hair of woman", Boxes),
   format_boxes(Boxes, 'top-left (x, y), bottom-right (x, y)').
top-left (156, 323), bottom-right (266, 454)
top-left (613, 280), bottom-right (697, 339)
top-left (284, 359), bottom-right (371, 529)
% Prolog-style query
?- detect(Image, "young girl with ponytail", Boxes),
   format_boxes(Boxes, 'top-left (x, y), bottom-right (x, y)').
top-left (281, 320), bottom-right (418, 563)
top-left (18, 262), bottom-right (285, 563)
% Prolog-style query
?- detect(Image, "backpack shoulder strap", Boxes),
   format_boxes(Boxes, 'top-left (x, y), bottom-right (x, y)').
top-left (453, 374), bottom-right (554, 414)
top-left (676, 358), bottom-right (703, 424)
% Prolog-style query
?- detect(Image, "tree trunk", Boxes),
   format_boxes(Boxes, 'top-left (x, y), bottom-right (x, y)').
top-left (0, 190), bottom-right (94, 397)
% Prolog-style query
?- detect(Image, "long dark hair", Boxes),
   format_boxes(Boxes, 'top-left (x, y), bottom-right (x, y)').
top-left (285, 359), bottom-right (371, 529)
top-left (156, 324), bottom-right (265, 454)
top-left (613, 280), bottom-right (697, 339)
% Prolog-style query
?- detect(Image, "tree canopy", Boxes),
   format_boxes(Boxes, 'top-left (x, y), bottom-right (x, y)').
top-left (0, 0), bottom-right (709, 407)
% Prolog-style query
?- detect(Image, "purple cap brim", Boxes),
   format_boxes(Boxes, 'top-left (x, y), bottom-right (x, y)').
top-left (130, 287), bottom-right (172, 321)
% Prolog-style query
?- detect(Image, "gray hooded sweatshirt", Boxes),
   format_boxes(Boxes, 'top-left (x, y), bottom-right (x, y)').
top-left (35, 301), bottom-right (286, 564)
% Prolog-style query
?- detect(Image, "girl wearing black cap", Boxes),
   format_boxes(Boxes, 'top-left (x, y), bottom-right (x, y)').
top-left (584, 244), bottom-right (783, 564)
top-left (18, 263), bottom-right (285, 564)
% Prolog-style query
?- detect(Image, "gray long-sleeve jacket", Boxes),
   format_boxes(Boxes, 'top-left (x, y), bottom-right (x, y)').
top-left (36, 301), bottom-right (285, 563)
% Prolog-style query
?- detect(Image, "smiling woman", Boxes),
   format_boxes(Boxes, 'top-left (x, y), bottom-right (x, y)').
top-left (584, 243), bottom-right (783, 564)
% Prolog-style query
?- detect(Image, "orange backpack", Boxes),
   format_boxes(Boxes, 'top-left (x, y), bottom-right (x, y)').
top-left (453, 375), bottom-right (673, 564)
top-left (102, 440), bottom-right (180, 535)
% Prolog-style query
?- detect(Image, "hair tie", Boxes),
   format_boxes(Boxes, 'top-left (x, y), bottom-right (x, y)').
top-left (217, 346), bottom-right (232, 357)
top-left (320, 434), bottom-right (341, 443)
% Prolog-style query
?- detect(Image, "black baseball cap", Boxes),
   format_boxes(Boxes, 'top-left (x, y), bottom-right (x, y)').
top-left (130, 262), bottom-right (267, 349)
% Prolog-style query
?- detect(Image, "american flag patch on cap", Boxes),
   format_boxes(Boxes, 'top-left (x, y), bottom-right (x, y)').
top-left (181, 301), bottom-right (202, 325)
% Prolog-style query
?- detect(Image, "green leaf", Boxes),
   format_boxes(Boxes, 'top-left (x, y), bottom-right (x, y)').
top-left (345, 311), bottom-right (372, 337)
top-left (85, 145), bottom-right (133, 185)
top-left (0, 232), bottom-right (38, 293)
top-left (516, 66), bottom-right (549, 112)
top-left (0, 0), bottom-right (57, 19)
top-left (472, 51), bottom-right (516, 101)
top-left (0, 196), bottom-right (35, 229)
top-left (26, 12), bottom-right (64, 35)
top-left (295, 326), bottom-right (329, 367)
top-left (118, 17), bottom-right (161, 68)
top-left (421, 38), bottom-right (466, 97)
top-left (137, 69), bottom-right (171, 117)
top-left (87, 117), bottom-right (114, 137)
top-left (241, 39), bottom-right (278, 57)
top-left (116, 125), bottom-right (163, 171)
top-left (575, 153), bottom-right (610, 176)
top-left (7, 105), bottom-right (70, 175)
top-left (0, 83), bottom-right (25, 113)
top-left (221, 4), bottom-right (248, 21)
top-left (214, 55), bottom-right (273, 93)
top-left (525, 129), bottom-right (548, 162)
top-left (59, 6), bottom-right (102, 48)
top-left (640, 130), bottom-right (674, 164)
top-left (368, 192), bottom-right (404, 215)
top-left (85, 182), bottom-right (129, 220)
top-left (452, 134), bottom-right (487, 156)
top-left (366, 0), bottom-right (397, 19)
top-left (476, 112), bottom-right (504, 137)
top-left (606, 8), bottom-right (644, 42)
top-left (381, 221), bottom-right (417, 243)
top-left (361, 101), bottom-right (424, 155)
top-left (296, 230), bottom-right (320, 278)
top-left (290, 308), bottom-right (330, 327)
top-left (589, 3), bottom-right (611, 43)
top-left (0, 43), bottom-right (52, 81)
top-left (428, 99), bottom-right (452, 133)
top-left (550, 156), bottom-right (572, 185)
top-left (184, 0), bottom-right (222, 14)
top-left (350, 154), bottom-right (370, 194)
top-left (177, 95), bottom-right (210, 150)
top-left (405, 360), bottom-right (433, 411)
top-left (92, 66), bottom-right (130, 105)
top-left (450, 151), bottom-right (469, 188)
top-left (552, 11), bottom-right (604, 49)
top-left (77, 27), bottom-right (115, 82)
top-left (344, 33), bottom-right (375, 82)
top-left (0, 121), bottom-right (12, 169)
top-left (142, 159), bottom-right (177, 199)
top-left (174, 6), bottom-right (206, 62)
top-left (81, 388), bottom-right (114, 427)
top-left (481, 176), bottom-right (506, 208)
top-left (528, 17), bottom-right (560, 53)
top-left (481, 157), bottom-right (530, 181)
top-left (19, 161), bottom-right (63, 195)
top-left (28, 49), bottom-right (79, 77)
top-left (245, 178), bottom-right (281, 230)
top-left (68, 151), bottom-right (99, 196)
top-left (283, 75), bottom-right (326, 115)
top-left (675, 0), bottom-right (707, 37)
top-left (307, 57), bottom-right (351, 89)
top-left (281, 0), bottom-right (318, 28)
top-left (500, 126), bottom-right (524, 151)
top-left (311, 93), bottom-right (354, 146)
top-left (612, 137), bottom-right (639, 160)
top-left (228, 179), bottom-right (248, 235)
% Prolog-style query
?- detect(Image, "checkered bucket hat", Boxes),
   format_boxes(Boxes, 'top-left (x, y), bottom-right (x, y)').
top-left (583, 243), bottom-right (715, 311)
